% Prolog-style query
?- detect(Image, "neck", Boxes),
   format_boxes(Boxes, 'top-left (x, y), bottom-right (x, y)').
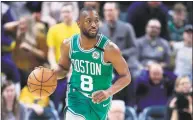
top-left (184, 42), bottom-right (192, 47)
top-left (6, 101), bottom-right (14, 111)
top-left (80, 33), bottom-right (98, 49)
top-left (147, 35), bottom-right (157, 41)
top-left (64, 20), bottom-right (72, 26)
top-left (174, 20), bottom-right (183, 28)
top-left (107, 19), bottom-right (117, 26)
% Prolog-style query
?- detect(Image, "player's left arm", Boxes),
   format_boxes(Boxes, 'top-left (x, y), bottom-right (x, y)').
top-left (92, 42), bottom-right (131, 103)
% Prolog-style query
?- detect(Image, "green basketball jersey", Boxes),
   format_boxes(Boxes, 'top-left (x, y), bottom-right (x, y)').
top-left (69, 34), bottom-right (113, 95)
top-left (66, 34), bottom-right (113, 120)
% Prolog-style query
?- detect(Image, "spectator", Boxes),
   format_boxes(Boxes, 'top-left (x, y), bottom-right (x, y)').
top-left (4, 16), bottom-right (48, 88)
top-left (41, 2), bottom-right (79, 27)
top-left (127, 2), bottom-right (169, 40)
top-left (19, 86), bottom-right (59, 120)
top-left (108, 100), bottom-right (126, 120)
top-left (1, 80), bottom-right (27, 120)
top-left (100, 2), bottom-right (136, 106)
top-left (100, 2), bottom-right (136, 62)
top-left (132, 19), bottom-right (171, 77)
top-left (134, 63), bottom-right (176, 113)
top-left (47, 3), bottom-right (80, 110)
top-left (170, 24), bottom-right (192, 78)
top-left (47, 3), bottom-right (80, 69)
top-left (168, 3), bottom-right (187, 42)
top-left (165, 76), bottom-right (192, 120)
top-left (1, 2), bottom-right (21, 88)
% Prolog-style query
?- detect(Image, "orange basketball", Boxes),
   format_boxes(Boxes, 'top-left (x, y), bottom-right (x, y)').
top-left (27, 67), bottom-right (57, 98)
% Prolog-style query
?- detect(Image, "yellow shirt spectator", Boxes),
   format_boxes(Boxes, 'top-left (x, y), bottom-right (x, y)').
top-left (19, 86), bottom-right (49, 107)
top-left (47, 22), bottom-right (80, 62)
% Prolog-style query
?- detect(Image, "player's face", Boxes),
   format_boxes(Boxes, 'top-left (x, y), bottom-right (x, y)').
top-left (78, 10), bottom-right (99, 39)
top-left (3, 84), bottom-right (16, 102)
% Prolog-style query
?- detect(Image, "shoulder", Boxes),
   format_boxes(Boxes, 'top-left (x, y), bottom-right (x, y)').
top-left (104, 41), bottom-right (121, 56)
top-left (118, 21), bottom-right (133, 29)
top-left (159, 38), bottom-right (170, 46)
top-left (49, 23), bottom-right (64, 30)
top-left (72, 22), bottom-right (79, 27)
top-left (19, 102), bottom-right (27, 113)
top-left (99, 21), bottom-right (107, 29)
top-left (135, 70), bottom-right (149, 82)
top-left (136, 36), bottom-right (146, 44)
top-left (19, 103), bottom-right (28, 120)
top-left (19, 102), bottom-right (26, 109)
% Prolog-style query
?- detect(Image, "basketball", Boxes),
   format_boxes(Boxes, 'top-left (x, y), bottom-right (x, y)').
top-left (27, 67), bottom-right (57, 98)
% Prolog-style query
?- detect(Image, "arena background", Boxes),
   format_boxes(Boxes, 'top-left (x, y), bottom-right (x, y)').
top-left (1, 1), bottom-right (193, 120)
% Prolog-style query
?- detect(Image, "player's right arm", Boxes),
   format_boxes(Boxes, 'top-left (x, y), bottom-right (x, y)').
top-left (48, 47), bottom-right (58, 69)
top-left (53, 38), bottom-right (71, 79)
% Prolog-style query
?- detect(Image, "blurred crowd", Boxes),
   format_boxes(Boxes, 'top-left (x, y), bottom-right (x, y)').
top-left (1, 1), bottom-right (192, 120)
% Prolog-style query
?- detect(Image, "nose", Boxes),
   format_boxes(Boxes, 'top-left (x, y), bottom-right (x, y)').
top-left (91, 21), bottom-right (96, 28)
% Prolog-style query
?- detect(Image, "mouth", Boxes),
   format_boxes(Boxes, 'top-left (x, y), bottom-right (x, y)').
top-left (90, 30), bottom-right (97, 34)
top-left (90, 28), bottom-right (97, 32)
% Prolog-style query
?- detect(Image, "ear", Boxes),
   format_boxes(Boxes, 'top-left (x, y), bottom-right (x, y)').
top-left (77, 19), bottom-right (81, 28)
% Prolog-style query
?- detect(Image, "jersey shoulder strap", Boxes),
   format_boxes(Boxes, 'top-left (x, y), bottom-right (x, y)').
top-left (94, 34), bottom-right (110, 52)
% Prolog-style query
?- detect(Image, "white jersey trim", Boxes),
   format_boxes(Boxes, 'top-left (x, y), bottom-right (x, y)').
top-left (101, 39), bottom-right (112, 66)
top-left (77, 34), bottom-right (102, 53)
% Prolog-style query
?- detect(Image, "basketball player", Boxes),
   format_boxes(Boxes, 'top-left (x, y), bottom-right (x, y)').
top-left (50, 7), bottom-right (131, 120)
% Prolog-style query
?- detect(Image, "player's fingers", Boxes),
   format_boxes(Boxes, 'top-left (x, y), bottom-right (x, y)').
top-left (35, 66), bottom-right (44, 69)
top-left (92, 91), bottom-right (101, 98)
top-left (35, 67), bottom-right (39, 69)
top-left (92, 93), bottom-right (101, 103)
top-left (97, 95), bottom-right (105, 103)
top-left (96, 93), bottom-right (105, 101)
top-left (94, 92), bottom-right (106, 103)
top-left (92, 91), bottom-right (101, 101)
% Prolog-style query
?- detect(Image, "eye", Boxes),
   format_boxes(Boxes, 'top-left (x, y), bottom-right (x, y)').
top-left (86, 20), bottom-right (91, 23)
top-left (95, 19), bottom-right (99, 23)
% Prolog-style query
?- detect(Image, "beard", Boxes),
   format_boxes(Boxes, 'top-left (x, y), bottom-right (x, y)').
top-left (149, 31), bottom-right (159, 39)
top-left (82, 28), bottom-right (99, 39)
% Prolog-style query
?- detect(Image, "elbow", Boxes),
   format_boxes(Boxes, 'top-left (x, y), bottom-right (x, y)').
top-left (126, 74), bottom-right (131, 86)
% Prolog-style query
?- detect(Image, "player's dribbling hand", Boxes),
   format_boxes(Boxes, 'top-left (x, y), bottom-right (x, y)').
top-left (92, 90), bottom-right (110, 104)
top-left (34, 66), bottom-right (44, 69)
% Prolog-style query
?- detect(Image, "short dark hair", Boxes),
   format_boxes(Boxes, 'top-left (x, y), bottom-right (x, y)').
top-left (78, 7), bottom-right (96, 20)
top-left (173, 3), bottom-right (186, 13)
